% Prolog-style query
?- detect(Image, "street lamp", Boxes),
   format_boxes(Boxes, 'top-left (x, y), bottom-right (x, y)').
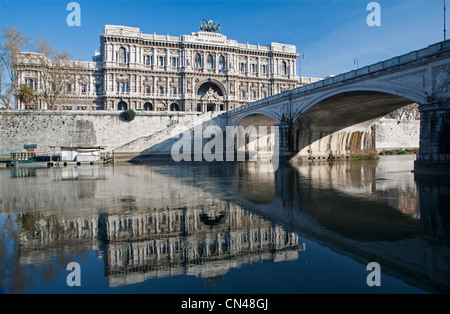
top-left (444, 0), bottom-right (447, 41)
top-left (354, 57), bottom-right (359, 70)
top-left (298, 53), bottom-right (305, 85)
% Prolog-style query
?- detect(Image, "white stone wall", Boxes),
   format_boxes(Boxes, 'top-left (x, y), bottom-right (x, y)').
top-left (0, 111), bottom-right (222, 156)
top-left (374, 118), bottom-right (420, 151)
top-left (0, 111), bottom-right (421, 159)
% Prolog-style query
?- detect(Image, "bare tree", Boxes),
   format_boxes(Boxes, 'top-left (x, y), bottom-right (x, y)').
top-left (0, 27), bottom-right (33, 109)
top-left (33, 38), bottom-right (83, 110)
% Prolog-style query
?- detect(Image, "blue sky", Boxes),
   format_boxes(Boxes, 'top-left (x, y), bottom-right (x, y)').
top-left (0, 0), bottom-right (445, 78)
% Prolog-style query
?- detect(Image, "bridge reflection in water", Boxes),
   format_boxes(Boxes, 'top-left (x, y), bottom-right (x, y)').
top-left (0, 156), bottom-right (449, 293)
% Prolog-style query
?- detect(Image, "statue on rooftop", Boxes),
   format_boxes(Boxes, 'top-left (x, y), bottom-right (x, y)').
top-left (200, 19), bottom-right (221, 33)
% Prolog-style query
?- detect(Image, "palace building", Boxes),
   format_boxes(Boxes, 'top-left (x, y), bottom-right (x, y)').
top-left (16, 24), bottom-right (309, 112)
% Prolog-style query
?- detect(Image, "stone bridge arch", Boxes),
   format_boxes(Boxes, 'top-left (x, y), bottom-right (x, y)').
top-left (230, 109), bottom-right (281, 127)
top-left (291, 81), bottom-right (427, 123)
top-left (229, 111), bottom-right (280, 160)
top-left (290, 85), bottom-right (422, 160)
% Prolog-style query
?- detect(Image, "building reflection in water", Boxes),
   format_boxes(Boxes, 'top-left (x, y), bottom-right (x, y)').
top-left (1, 155), bottom-right (450, 293)
top-left (13, 201), bottom-right (302, 288)
top-left (99, 203), bottom-right (301, 287)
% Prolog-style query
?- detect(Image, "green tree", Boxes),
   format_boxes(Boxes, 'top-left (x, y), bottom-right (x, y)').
top-left (16, 83), bottom-right (36, 109)
top-left (120, 109), bottom-right (136, 122)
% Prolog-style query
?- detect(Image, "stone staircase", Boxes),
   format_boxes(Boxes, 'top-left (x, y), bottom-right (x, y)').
top-left (113, 112), bottom-right (224, 157)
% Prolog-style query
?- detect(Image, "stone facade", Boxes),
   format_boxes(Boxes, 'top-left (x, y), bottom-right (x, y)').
top-left (16, 25), bottom-right (304, 112)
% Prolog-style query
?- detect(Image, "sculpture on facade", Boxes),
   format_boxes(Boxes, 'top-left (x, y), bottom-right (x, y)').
top-left (200, 19), bottom-right (221, 32)
top-left (202, 87), bottom-right (220, 100)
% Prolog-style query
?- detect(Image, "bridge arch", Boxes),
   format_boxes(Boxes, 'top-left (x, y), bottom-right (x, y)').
top-left (229, 111), bottom-right (280, 159)
top-left (231, 109), bottom-right (280, 127)
top-left (290, 82), bottom-right (424, 160)
top-left (292, 82), bottom-right (426, 123)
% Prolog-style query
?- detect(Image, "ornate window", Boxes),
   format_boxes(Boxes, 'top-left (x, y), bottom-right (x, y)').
top-left (261, 64), bottom-right (267, 74)
top-left (144, 55), bottom-right (152, 65)
top-left (194, 53), bottom-right (202, 69)
top-left (219, 56), bottom-right (226, 73)
top-left (170, 103), bottom-right (179, 111)
top-left (207, 54), bottom-right (214, 69)
top-left (171, 57), bottom-right (178, 67)
top-left (118, 47), bottom-right (127, 63)
top-left (281, 61), bottom-right (287, 75)
top-left (159, 56), bottom-right (166, 66)
top-left (116, 82), bottom-right (129, 93)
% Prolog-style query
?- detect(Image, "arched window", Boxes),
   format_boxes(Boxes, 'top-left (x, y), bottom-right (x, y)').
top-left (197, 82), bottom-right (223, 97)
top-left (194, 53), bottom-right (202, 69)
top-left (207, 55), bottom-right (214, 69)
top-left (118, 47), bottom-right (127, 63)
top-left (143, 102), bottom-right (152, 111)
top-left (170, 103), bottom-right (179, 111)
top-left (219, 56), bottom-right (226, 73)
top-left (118, 101), bottom-right (128, 110)
top-left (281, 61), bottom-right (287, 75)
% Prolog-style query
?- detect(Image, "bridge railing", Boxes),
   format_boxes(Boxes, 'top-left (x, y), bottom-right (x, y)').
top-left (228, 40), bottom-right (450, 115)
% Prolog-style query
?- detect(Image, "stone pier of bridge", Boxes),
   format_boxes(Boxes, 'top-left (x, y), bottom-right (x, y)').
top-left (415, 101), bottom-right (450, 174)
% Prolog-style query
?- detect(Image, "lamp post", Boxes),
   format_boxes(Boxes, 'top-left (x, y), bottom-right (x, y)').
top-left (445, 0), bottom-right (447, 41)
top-left (298, 53), bottom-right (305, 85)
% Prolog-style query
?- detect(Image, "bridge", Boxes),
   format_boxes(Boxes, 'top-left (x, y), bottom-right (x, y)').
top-left (226, 40), bottom-right (450, 174)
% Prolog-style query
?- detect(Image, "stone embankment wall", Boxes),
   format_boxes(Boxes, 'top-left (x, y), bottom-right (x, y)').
top-left (0, 110), bottom-right (419, 160)
top-left (374, 118), bottom-right (420, 151)
top-left (0, 110), bottom-right (223, 159)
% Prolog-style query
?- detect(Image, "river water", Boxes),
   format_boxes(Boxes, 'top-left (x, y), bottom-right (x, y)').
top-left (0, 155), bottom-right (449, 294)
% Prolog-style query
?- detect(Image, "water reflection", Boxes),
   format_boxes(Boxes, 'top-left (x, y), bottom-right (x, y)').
top-left (100, 205), bottom-right (300, 287)
top-left (0, 156), bottom-right (449, 293)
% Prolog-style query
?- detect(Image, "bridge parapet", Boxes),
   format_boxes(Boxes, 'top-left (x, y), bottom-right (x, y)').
top-left (227, 39), bottom-right (450, 121)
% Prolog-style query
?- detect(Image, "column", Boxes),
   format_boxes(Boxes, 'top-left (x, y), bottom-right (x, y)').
top-left (203, 52), bottom-right (206, 72)
top-left (246, 56), bottom-right (249, 75)
top-left (165, 48), bottom-right (169, 70)
top-left (152, 48), bottom-right (156, 68)
top-left (415, 101), bottom-right (450, 174)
